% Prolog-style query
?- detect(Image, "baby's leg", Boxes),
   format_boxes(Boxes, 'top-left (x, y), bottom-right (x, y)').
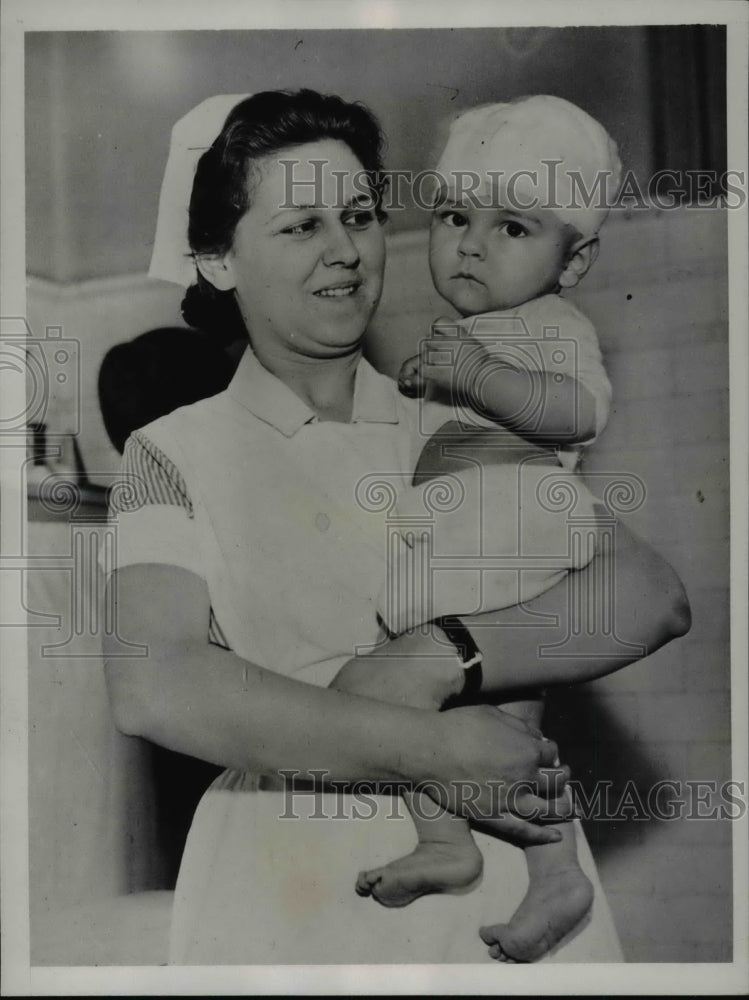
top-left (479, 699), bottom-right (593, 962)
top-left (332, 629), bottom-right (482, 908)
top-left (480, 820), bottom-right (593, 962)
top-left (356, 792), bottom-right (483, 907)
top-left (413, 420), bottom-right (550, 484)
top-left (385, 427), bottom-right (590, 635)
top-left (360, 426), bottom-right (586, 918)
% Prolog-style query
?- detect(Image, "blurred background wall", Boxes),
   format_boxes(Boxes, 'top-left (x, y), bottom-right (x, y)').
top-left (24, 26), bottom-right (733, 964)
top-left (26, 26), bottom-right (726, 281)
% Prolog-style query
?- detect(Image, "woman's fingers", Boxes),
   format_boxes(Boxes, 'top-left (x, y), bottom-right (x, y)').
top-left (539, 733), bottom-right (561, 767)
top-left (496, 767), bottom-right (572, 825)
top-left (538, 737), bottom-right (561, 768)
top-left (540, 763), bottom-right (572, 792)
top-left (479, 812), bottom-right (564, 847)
top-left (514, 787), bottom-right (574, 823)
top-left (493, 709), bottom-right (532, 733)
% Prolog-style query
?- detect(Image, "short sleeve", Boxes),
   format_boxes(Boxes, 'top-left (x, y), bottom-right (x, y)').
top-left (531, 297), bottom-right (612, 440)
top-left (104, 430), bottom-right (205, 580)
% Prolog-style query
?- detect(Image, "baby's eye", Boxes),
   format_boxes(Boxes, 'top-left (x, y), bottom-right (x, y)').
top-left (500, 220), bottom-right (528, 238)
top-left (441, 211), bottom-right (468, 228)
top-left (281, 219), bottom-right (318, 237)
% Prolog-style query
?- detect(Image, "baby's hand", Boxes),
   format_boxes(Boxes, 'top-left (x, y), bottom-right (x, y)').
top-left (397, 353), bottom-right (425, 397)
top-left (399, 317), bottom-right (490, 401)
top-left (398, 318), bottom-right (461, 398)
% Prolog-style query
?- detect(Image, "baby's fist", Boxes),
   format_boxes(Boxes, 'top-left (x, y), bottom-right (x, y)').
top-left (398, 353), bottom-right (426, 397)
top-left (421, 317), bottom-right (487, 396)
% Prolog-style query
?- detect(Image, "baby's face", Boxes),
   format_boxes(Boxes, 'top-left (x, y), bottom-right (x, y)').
top-left (429, 197), bottom-right (575, 316)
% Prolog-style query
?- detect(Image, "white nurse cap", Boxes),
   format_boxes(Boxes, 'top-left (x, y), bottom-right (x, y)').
top-left (149, 94), bottom-right (251, 287)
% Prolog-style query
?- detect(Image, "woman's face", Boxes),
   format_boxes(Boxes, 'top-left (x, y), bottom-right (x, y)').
top-left (212, 139), bottom-right (385, 360)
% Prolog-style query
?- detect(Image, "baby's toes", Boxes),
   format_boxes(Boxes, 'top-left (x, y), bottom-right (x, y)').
top-left (479, 923), bottom-right (501, 946)
top-left (482, 928), bottom-right (520, 964)
top-left (355, 867), bottom-right (382, 897)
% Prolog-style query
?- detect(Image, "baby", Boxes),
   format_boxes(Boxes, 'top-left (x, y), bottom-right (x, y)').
top-left (358, 96), bottom-right (620, 962)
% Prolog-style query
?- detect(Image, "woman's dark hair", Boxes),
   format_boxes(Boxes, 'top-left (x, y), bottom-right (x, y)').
top-left (182, 89), bottom-right (388, 335)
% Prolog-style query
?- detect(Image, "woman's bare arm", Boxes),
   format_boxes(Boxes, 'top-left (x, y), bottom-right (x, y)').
top-left (466, 514), bottom-right (690, 693)
top-left (103, 563), bottom-right (572, 844)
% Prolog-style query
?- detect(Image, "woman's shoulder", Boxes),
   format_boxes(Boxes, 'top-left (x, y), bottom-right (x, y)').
top-left (120, 390), bottom-right (234, 505)
top-left (135, 389), bottom-right (233, 449)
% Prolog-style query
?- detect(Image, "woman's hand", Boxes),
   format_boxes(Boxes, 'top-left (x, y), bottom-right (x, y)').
top-left (331, 627), bottom-right (571, 846)
top-left (419, 703), bottom-right (571, 845)
top-left (106, 565), bottom-right (570, 846)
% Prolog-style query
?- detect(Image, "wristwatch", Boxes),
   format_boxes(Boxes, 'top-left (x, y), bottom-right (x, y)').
top-left (434, 615), bottom-right (483, 701)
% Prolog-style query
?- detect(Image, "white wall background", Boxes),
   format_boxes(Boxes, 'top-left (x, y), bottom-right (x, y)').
top-left (26, 27), bottom-right (658, 281)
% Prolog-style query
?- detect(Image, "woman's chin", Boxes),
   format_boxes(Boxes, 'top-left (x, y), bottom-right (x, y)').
top-left (300, 325), bottom-right (366, 356)
top-left (308, 295), bottom-right (377, 342)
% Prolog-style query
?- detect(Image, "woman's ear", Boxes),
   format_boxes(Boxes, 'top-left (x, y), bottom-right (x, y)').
top-left (195, 253), bottom-right (236, 292)
top-left (558, 236), bottom-right (600, 289)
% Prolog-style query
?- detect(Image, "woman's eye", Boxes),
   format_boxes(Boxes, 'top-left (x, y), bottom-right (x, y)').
top-left (500, 221), bottom-right (528, 238)
top-left (343, 209), bottom-right (376, 229)
top-left (282, 219), bottom-right (317, 237)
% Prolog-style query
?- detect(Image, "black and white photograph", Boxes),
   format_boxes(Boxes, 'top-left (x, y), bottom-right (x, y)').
top-left (1, 0), bottom-right (747, 994)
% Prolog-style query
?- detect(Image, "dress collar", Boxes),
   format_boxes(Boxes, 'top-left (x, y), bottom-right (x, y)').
top-left (227, 346), bottom-right (400, 436)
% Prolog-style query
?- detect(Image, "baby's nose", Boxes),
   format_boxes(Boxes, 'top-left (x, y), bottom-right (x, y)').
top-left (457, 231), bottom-right (485, 259)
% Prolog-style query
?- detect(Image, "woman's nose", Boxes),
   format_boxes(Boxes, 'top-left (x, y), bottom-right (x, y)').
top-left (322, 225), bottom-right (360, 267)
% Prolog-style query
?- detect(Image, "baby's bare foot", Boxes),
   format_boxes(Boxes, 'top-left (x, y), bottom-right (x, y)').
top-left (356, 839), bottom-right (483, 908)
top-left (480, 864), bottom-right (593, 962)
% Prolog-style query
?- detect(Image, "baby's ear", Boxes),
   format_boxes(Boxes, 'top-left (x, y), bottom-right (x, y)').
top-left (195, 253), bottom-right (237, 292)
top-left (558, 236), bottom-right (599, 289)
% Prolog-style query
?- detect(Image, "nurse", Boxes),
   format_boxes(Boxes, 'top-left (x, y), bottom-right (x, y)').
top-left (104, 90), bottom-right (688, 964)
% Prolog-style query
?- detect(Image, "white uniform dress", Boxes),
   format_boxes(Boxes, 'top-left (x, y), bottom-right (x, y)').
top-left (110, 346), bottom-right (623, 964)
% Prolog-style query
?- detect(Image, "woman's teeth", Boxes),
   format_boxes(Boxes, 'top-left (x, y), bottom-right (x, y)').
top-left (315, 285), bottom-right (357, 297)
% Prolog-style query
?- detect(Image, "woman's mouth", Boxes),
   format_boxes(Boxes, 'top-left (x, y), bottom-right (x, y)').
top-left (314, 282), bottom-right (361, 298)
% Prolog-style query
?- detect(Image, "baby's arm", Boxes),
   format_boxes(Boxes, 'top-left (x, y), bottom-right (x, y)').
top-left (420, 320), bottom-right (597, 445)
top-left (400, 305), bottom-right (611, 449)
top-left (461, 364), bottom-right (597, 446)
